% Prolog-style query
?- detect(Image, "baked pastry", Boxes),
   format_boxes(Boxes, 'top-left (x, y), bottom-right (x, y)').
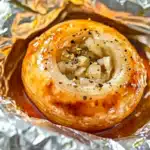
top-left (22, 20), bottom-right (147, 132)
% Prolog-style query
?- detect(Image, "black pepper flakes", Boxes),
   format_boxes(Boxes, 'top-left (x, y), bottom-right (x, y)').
top-left (124, 58), bottom-right (127, 61)
top-left (128, 68), bottom-right (131, 71)
top-left (98, 83), bottom-right (103, 88)
top-left (108, 83), bottom-right (112, 86)
top-left (73, 58), bottom-right (78, 64)
top-left (84, 28), bottom-right (87, 31)
top-left (73, 85), bottom-right (78, 88)
top-left (75, 76), bottom-right (78, 80)
top-left (59, 82), bottom-right (62, 84)
top-left (96, 30), bottom-right (99, 34)
top-left (83, 96), bottom-right (87, 100)
top-left (89, 80), bottom-right (93, 83)
top-left (71, 40), bottom-right (75, 44)
top-left (124, 49), bottom-right (127, 52)
top-left (74, 53), bottom-right (78, 57)
top-left (88, 31), bottom-right (92, 35)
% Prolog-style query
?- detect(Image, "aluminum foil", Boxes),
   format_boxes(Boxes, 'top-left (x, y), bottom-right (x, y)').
top-left (0, 0), bottom-right (150, 149)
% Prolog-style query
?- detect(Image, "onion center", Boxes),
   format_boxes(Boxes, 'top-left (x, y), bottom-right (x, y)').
top-left (57, 31), bottom-right (115, 89)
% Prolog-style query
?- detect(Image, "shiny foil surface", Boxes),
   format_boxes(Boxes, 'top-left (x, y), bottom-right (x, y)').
top-left (0, 0), bottom-right (150, 149)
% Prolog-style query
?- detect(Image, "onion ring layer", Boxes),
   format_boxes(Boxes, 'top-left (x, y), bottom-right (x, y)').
top-left (22, 20), bottom-right (147, 132)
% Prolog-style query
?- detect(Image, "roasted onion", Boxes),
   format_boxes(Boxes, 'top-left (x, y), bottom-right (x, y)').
top-left (22, 20), bottom-right (147, 132)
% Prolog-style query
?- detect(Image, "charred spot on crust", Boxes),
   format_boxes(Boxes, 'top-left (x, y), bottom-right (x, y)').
top-left (95, 100), bottom-right (98, 106)
top-left (83, 96), bottom-right (87, 100)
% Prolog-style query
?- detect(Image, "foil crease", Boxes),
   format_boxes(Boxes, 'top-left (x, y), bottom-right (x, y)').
top-left (0, 0), bottom-right (150, 149)
top-left (0, 97), bottom-right (149, 150)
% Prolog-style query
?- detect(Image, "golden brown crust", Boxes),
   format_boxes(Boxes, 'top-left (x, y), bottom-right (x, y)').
top-left (22, 20), bottom-right (147, 132)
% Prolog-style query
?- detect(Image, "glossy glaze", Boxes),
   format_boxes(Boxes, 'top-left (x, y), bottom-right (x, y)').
top-left (8, 34), bottom-right (150, 139)
top-left (21, 20), bottom-right (147, 132)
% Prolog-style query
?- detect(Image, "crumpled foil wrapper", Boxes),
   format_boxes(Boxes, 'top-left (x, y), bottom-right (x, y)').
top-left (0, 0), bottom-right (150, 149)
